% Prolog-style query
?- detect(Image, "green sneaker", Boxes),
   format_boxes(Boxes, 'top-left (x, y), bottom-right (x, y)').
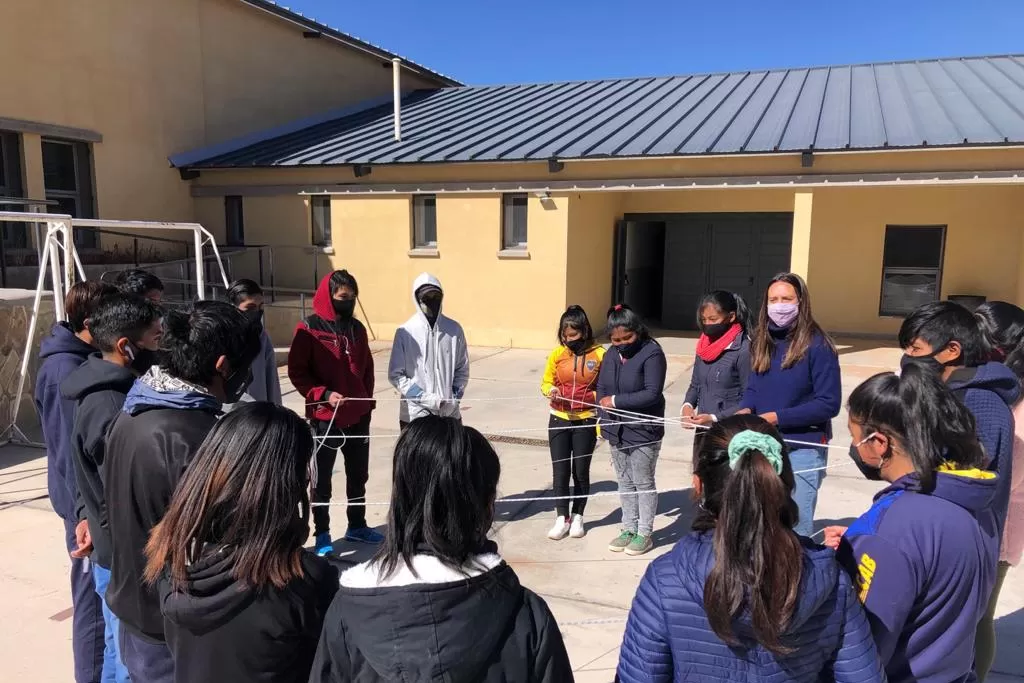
top-left (624, 534), bottom-right (653, 556)
top-left (608, 530), bottom-right (635, 552)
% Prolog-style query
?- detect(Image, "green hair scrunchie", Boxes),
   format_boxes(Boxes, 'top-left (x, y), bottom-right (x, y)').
top-left (727, 430), bottom-right (784, 475)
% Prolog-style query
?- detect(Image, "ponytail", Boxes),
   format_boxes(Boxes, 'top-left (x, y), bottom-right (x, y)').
top-left (694, 416), bottom-right (801, 655)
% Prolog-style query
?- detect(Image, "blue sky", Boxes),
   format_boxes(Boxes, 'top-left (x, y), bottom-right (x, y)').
top-left (285, 0), bottom-right (1024, 85)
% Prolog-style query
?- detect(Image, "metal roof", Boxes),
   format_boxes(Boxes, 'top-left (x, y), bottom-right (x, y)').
top-left (237, 0), bottom-right (460, 88)
top-left (178, 54), bottom-right (1024, 169)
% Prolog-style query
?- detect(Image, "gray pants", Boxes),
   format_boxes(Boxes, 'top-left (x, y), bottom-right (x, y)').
top-left (610, 443), bottom-right (661, 536)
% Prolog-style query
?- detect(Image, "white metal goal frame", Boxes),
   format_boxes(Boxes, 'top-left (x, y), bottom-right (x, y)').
top-left (0, 210), bottom-right (230, 447)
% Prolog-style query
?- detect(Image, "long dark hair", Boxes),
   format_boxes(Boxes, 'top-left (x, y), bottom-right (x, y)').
top-left (751, 272), bottom-right (835, 373)
top-left (605, 303), bottom-right (650, 340)
top-left (848, 357), bottom-right (986, 493)
top-left (693, 414), bottom-right (800, 655)
top-left (375, 416), bottom-right (500, 579)
top-left (144, 403), bottom-right (314, 590)
top-left (975, 301), bottom-right (1024, 393)
top-left (697, 290), bottom-right (749, 333)
top-left (557, 305), bottom-right (594, 346)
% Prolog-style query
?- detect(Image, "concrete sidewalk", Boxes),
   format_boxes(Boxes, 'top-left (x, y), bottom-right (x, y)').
top-left (2, 336), bottom-right (1022, 682)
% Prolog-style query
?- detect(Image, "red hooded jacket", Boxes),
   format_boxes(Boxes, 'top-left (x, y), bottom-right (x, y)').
top-left (287, 275), bottom-right (375, 426)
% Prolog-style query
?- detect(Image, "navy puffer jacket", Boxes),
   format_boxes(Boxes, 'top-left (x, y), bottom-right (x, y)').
top-left (618, 531), bottom-right (885, 683)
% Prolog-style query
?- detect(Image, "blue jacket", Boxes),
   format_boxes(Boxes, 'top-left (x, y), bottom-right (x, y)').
top-left (683, 334), bottom-right (750, 419)
top-left (618, 531), bottom-right (884, 683)
top-left (740, 328), bottom-right (841, 446)
top-left (838, 469), bottom-right (999, 683)
top-left (596, 339), bottom-right (667, 447)
top-left (946, 362), bottom-right (1019, 535)
top-left (34, 323), bottom-right (95, 520)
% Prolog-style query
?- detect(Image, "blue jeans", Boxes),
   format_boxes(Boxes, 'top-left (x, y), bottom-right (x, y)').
top-left (93, 565), bottom-right (131, 683)
top-left (63, 518), bottom-right (105, 683)
top-left (120, 630), bottom-right (173, 683)
top-left (789, 447), bottom-right (828, 537)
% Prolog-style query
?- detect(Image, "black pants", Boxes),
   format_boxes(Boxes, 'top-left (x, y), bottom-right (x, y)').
top-left (548, 415), bottom-right (596, 517)
top-left (120, 630), bottom-right (173, 683)
top-left (312, 416), bottom-right (371, 536)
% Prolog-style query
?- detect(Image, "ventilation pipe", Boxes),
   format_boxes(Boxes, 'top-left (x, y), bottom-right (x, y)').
top-left (392, 58), bottom-right (402, 141)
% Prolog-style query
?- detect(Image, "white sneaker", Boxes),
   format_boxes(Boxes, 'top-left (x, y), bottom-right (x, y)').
top-left (569, 514), bottom-right (585, 538)
top-left (547, 515), bottom-right (570, 540)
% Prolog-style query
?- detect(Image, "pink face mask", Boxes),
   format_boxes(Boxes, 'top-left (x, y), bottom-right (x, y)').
top-left (767, 303), bottom-right (799, 328)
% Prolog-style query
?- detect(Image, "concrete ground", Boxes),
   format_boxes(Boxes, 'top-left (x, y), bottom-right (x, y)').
top-left (1, 335), bottom-right (1022, 682)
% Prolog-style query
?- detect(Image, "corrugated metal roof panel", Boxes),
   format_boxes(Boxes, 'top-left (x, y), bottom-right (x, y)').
top-left (175, 55), bottom-right (1024, 168)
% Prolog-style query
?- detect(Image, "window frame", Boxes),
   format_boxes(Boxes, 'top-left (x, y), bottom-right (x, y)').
top-left (501, 193), bottom-right (528, 251)
top-left (310, 195), bottom-right (332, 247)
top-left (878, 224), bottom-right (947, 317)
top-left (0, 130), bottom-right (28, 249)
top-left (41, 137), bottom-right (97, 249)
top-left (224, 195), bottom-right (245, 246)
top-left (411, 194), bottom-right (438, 249)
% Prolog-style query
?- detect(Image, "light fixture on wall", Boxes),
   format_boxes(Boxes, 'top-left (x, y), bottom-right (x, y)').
top-left (353, 164), bottom-right (372, 178)
top-left (534, 191), bottom-right (551, 200)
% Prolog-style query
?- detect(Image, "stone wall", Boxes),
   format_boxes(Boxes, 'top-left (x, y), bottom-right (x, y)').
top-left (0, 290), bottom-right (55, 441)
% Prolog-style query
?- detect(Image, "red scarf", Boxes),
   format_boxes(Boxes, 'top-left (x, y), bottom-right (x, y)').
top-left (695, 324), bottom-right (742, 363)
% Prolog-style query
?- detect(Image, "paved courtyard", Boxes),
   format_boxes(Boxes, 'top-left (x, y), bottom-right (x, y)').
top-left (1, 336), bottom-right (1022, 682)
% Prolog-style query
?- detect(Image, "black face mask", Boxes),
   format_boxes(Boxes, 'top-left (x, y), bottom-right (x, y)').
top-left (419, 296), bottom-right (443, 322)
top-left (900, 349), bottom-right (957, 375)
top-left (702, 322), bottom-right (732, 340)
top-left (332, 299), bottom-right (356, 320)
top-left (224, 367), bottom-right (254, 403)
top-left (616, 338), bottom-right (644, 359)
top-left (125, 344), bottom-right (157, 376)
top-left (564, 338), bottom-right (588, 356)
top-left (243, 307), bottom-right (264, 333)
top-left (848, 443), bottom-right (884, 481)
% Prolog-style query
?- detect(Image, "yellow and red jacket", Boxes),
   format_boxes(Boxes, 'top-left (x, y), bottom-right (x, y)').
top-left (540, 344), bottom-right (606, 420)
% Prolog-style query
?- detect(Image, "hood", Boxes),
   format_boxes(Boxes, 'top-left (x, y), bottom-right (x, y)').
top-left (337, 555), bottom-right (522, 681)
top-left (674, 531), bottom-right (841, 638)
top-left (39, 322), bottom-right (94, 362)
top-left (123, 366), bottom-right (220, 416)
top-left (60, 356), bottom-right (136, 401)
top-left (948, 361), bottom-right (1021, 407)
top-left (160, 546), bottom-right (253, 635)
top-left (411, 272), bottom-right (443, 318)
top-left (881, 468), bottom-right (997, 515)
top-left (311, 273), bottom-right (339, 321)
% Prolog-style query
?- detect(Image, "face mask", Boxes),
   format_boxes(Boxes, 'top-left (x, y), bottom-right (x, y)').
top-left (223, 367), bottom-right (254, 403)
top-left (767, 303), bottom-right (799, 328)
top-left (899, 352), bottom-right (951, 376)
top-left (848, 432), bottom-right (884, 481)
top-left (419, 296), bottom-right (442, 321)
top-left (616, 338), bottom-right (644, 359)
top-left (564, 338), bottom-right (588, 356)
top-left (332, 299), bottom-right (356, 320)
top-left (243, 307), bottom-right (264, 333)
top-left (702, 321), bottom-right (732, 340)
top-left (124, 343), bottom-right (157, 376)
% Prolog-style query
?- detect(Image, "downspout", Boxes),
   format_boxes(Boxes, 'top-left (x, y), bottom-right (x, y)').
top-left (393, 58), bottom-right (402, 141)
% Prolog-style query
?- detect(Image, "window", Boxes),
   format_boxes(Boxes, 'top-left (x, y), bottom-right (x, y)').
top-left (879, 225), bottom-right (946, 316)
top-left (0, 131), bottom-right (27, 249)
top-left (412, 194), bottom-right (437, 248)
top-left (225, 195), bottom-right (244, 246)
top-left (501, 193), bottom-right (528, 250)
top-left (41, 138), bottom-right (96, 248)
top-left (311, 196), bottom-right (332, 247)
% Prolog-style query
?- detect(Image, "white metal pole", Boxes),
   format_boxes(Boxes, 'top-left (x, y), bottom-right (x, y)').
top-left (8, 235), bottom-right (54, 433)
top-left (194, 228), bottom-right (205, 300)
top-left (48, 228), bottom-right (66, 322)
top-left (61, 219), bottom-right (75, 298)
top-left (392, 58), bottom-right (402, 141)
top-left (200, 230), bottom-right (231, 288)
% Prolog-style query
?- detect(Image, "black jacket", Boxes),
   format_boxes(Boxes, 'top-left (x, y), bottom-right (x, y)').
top-left (309, 562), bottom-right (573, 683)
top-left (596, 339), bottom-right (668, 447)
top-left (60, 356), bottom-right (136, 568)
top-left (160, 546), bottom-right (338, 683)
top-left (103, 387), bottom-right (220, 642)
top-left (682, 334), bottom-right (751, 419)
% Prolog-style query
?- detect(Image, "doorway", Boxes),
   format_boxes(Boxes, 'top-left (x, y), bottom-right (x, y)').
top-left (613, 212), bottom-right (793, 330)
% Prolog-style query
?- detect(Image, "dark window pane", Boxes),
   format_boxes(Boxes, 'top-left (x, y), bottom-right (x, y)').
top-left (42, 141), bottom-right (78, 192)
top-left (413, 195), bottom-right (437, 247)
top-left (883, 226), bottom-right (944, 269)
top-left (881, 271), bottom-right (940, 315)
top-left (311, 196), bottom-right (331, 246)
top-left (225, 196), bottom-right (244, 245)
top-left (502, 193), bottom-right (528, 249)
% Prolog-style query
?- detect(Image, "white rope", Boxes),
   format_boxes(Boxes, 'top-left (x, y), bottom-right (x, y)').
top-left (308, 399), bottom-right (342, 489)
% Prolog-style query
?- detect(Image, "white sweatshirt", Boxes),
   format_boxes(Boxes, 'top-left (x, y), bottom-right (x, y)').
top-left (387, 273), bottom-right (470, 422)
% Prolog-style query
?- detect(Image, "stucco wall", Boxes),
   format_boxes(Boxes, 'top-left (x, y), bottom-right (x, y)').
top-left (565, 192), bottom-right (622, 333)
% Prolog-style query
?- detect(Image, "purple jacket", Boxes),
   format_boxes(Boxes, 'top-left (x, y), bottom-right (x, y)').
top-left (838, 469), bottom-right (999, 683)
top-left (618, 531), bottom-right (884, 683)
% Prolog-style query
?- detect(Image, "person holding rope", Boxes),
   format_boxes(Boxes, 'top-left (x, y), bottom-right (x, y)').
top-left (739, 272), bottom-right (840, 537)
top-left (618, 415), bottom-right (884, 683)
top-left (388, 273), bottom-right (470, 429)
top-left (288, 270), bottom-right (381, 555)
top-left (597, 304), bottom-right (667, 556)
top-left (824, 358), bottom-right (999, 683)
top-left (540, 305), bottom-right (605, 540)
top-left (681, 290), bottom-right (751, 429)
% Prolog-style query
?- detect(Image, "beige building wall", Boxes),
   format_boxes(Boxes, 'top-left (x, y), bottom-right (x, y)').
top-left (0, 0), bottom-right (444, 254)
